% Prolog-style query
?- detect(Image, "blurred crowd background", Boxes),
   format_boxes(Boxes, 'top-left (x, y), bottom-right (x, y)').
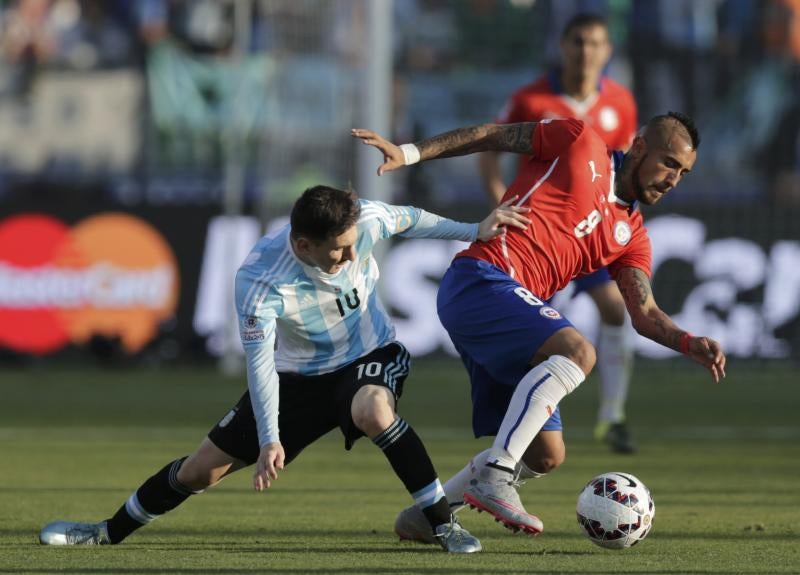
top-left (2, 0), bottom-right (800, 206)
top-left (1, 0), bottom-right (798, 365)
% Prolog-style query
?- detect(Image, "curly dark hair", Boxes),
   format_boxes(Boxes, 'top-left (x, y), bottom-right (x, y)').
top-left (290, 185), bottom-right (361, 242)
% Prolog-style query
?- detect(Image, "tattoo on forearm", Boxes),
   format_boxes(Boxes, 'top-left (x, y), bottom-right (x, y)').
top-left (618, 268), bottom-right (652, 308)
top-left (631, 269), bottom-right (652, 306)
top-left (417, 126), bottom-right (488, 160)
top-left (653, 316), bottom-right (681, 350)
top-left (417, 123), bottom-right (534, 160)
top-left (619, 268), bottom-right (684, 350)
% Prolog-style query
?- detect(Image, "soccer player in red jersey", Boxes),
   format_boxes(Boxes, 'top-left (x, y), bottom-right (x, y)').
top-left (480, 13), bottom-right (640, 454)
top-left (353, 111), bottom-right (726, 539)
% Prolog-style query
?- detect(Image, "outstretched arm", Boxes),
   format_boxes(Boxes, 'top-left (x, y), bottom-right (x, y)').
top-left (351, 123), bottom-right (536, 176)
top-left (615, 267), bottom-right (727, 383)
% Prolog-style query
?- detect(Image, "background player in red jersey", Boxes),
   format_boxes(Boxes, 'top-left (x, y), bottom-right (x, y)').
top-left (479, 13), bottom-right (640, 453)
top-left (353, 111), bottom-right (726, 540)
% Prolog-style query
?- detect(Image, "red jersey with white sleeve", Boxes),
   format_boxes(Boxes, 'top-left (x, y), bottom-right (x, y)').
top-left (496, 72), bottom-right (637, 151)
top-left (458, 118), bottom-right (651, 300)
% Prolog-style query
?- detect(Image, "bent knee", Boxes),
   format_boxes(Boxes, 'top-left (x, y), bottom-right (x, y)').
top-left (352, 401), bottom-right (395, 438)
top-left (565, 339), bottom-right (596, 376)
top-left (537, 328), bottom-right (596, 377)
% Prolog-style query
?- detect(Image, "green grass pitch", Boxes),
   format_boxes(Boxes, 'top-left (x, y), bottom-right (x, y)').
top-left (1, 359), bottom-right (798, 574)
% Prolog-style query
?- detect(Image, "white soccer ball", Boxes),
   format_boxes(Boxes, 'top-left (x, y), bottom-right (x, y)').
top-left (576, 471), bottom-right (655, 549)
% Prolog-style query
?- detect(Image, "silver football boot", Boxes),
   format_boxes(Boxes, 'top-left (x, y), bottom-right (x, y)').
top-left (463, 465), bottom-right (544, 536)
top-left (434, 516), bottom-right (482, 553)
top-left (39, 521), bottom-right (110, 545)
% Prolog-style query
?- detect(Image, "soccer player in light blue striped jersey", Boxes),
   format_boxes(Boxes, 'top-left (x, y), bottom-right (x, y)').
top-left (39, 185), bottom-right (531, 554)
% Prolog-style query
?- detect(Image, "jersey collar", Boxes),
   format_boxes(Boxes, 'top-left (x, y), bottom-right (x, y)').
top-left (610, 150), bottom-right (638, 214)
top-left (287, 229), bottom-right (350, 282)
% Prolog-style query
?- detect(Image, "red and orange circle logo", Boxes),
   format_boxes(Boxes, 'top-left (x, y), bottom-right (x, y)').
top-left (0, 213), bottom-right (179, 355)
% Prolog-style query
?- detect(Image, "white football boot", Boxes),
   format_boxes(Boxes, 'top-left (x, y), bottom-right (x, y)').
top-left (463, 465), bottom-right (544, 536)
top-left (39, 521), bottom-right (111, 545)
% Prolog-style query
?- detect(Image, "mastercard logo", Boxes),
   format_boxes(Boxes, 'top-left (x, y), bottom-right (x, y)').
top-left (0, 213), bottom-right (179, 355)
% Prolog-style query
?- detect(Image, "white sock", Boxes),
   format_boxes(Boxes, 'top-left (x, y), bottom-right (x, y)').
top-left (517, 460), bottom-right (547, 480)
top-left (445, 450), bottom-right (547, 514)
top-left (488, 355), bottom-right (585, 465)
top-left (443, 449), bottom-right (490, 513)
top-left (444, 451), bottom-right (548, 515)
top-left (597, 323), bottom-right (633, 423)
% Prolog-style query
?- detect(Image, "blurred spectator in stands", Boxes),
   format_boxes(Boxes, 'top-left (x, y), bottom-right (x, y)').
top-left (54, 0), bottom-right (133, 69)
top-left (1, 0), bottom-right (57, 95)
top-left (1, 0), bottom-right (134, 96)
top-left (762, 0), bottom-right (800, 205)
top-left (453, 0), bottom-right (542, 69)
top-left (715, 0), bottom-right (762, 100)
top-left (395, 0), bottom-right (456, 73)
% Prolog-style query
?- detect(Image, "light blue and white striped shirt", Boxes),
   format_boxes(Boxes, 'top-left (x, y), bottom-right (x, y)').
top-left (235, 199), bottom-right (479, 447)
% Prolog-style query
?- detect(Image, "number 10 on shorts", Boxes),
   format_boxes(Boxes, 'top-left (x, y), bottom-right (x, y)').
top-left (356, 362), bottom-right (382, 379)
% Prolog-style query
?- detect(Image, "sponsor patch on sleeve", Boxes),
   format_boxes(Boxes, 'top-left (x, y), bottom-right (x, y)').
top-left (242, 330), bottom-right (266, 342)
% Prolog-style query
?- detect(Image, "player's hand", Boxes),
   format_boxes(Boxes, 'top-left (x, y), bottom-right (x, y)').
top-left (253, 442), bottom-right (285, 491)
top-left (351, 128), bottom-right (404, 175)
top-left (686, 336), bottom-right (727, 383)
top-left (476, 195), bottom-right (531, 241)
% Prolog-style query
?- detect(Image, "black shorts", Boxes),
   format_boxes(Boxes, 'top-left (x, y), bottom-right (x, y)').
top-left (208, 342), bottom-right (410, 466)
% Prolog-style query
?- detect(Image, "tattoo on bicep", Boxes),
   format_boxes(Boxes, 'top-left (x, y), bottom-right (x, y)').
top-left (498, 123), bottom-right (533, 154)
top-left (631, 269), bottom-right (653, 306)
top-left (618, 268), bottom-right (652, 307)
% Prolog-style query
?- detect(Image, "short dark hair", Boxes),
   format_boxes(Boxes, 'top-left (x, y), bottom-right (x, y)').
top-left (561, 13), bottom-right (608, 39)
top-left (647, 111), bottom-right (701, 150)
top-left (290, 185), bottom-right (360, 243)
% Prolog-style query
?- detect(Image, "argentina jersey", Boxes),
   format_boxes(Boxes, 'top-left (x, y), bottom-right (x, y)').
top-left (235, 198), bottom-right (479, 446)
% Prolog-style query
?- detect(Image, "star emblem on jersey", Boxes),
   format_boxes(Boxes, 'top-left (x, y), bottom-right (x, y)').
top-left (243, 316), bottom-right (258, 329)
top-left (588, 160), bottom-right (602, 182)
top-left (539, 307), bottom-right (562, 320)
top-left (613, 221), bottom-right (632, 246)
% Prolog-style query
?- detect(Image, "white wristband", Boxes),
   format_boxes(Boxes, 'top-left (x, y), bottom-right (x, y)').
top-left (399, 143), bottom-right (421, 166)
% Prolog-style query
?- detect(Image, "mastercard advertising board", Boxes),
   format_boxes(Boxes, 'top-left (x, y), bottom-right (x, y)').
top-left (0, 212), bottom-right (180, 355)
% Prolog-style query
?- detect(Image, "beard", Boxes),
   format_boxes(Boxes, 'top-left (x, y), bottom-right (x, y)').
top-left (630, 153), bottom-right (659, 205)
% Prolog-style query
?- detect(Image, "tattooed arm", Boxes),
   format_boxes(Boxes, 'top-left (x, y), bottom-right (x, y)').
top-left (414, 123), bottom-right (536, 159)
top-left (351, 123), bottom-right (536, 176)
top-left (615, 267), bottom-right (727, 383)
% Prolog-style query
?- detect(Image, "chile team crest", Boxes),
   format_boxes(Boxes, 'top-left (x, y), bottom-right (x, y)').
top-left (613, 221), bottom-right (632, 246)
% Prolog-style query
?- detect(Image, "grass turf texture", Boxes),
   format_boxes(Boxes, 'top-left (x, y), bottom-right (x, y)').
top-left (1, 359), bottom-right (798, 574)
